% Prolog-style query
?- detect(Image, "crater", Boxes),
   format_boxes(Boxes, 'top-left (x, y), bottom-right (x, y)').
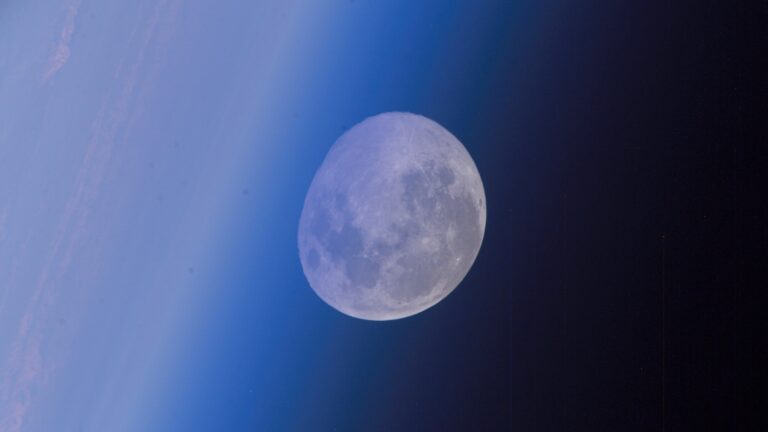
top-left (334, 192), bottom-right (348, 212)
top-left (388, 220), bottom-right (420, 248)
top-left (306, 248), bottom-right (320, 270)
top-left (325, 223), bottom-right (364, 262)
top-left (345, 256), bottom-right (380, 289)
top-left (438, 166), bottom-right (455, 186)
top-left (308, 207), bottom-right (331, 238)
top-left (390, 252), bottom-right (441, 302)
top-left (401, 170), bottom-right (437, 213)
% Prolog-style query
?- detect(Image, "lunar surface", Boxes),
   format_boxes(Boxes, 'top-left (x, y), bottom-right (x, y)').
top-left (298, 112), bottom-right (486, 320)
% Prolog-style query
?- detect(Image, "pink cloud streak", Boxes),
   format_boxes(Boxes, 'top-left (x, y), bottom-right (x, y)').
top-left (1, 1), bottom-right (181, 430)
top-left (42, 0), bottom-right (82, 84)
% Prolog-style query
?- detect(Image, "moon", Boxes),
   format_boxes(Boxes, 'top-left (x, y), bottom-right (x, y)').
top-left (298, 112), bottom-right (486, 320)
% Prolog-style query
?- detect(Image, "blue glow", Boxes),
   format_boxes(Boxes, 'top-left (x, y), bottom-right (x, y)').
top-left (1, 1), bottom-right (536, 430)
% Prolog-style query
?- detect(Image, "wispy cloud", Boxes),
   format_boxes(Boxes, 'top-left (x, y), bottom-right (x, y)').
top-left (1, 1), bottom-right (181, 429)
top-left (42, 0), bottom-right (82, 84)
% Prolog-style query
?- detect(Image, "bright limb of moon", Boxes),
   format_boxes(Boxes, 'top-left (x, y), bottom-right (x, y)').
top-left (298, 112), bottom-right (486, 321)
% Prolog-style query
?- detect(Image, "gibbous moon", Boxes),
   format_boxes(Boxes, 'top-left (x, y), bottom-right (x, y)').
top-left (298, 112), bottom-right (486, 320)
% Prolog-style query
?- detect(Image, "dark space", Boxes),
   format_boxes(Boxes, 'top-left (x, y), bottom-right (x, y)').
top-left (304, 2), bottom-right (767, 430)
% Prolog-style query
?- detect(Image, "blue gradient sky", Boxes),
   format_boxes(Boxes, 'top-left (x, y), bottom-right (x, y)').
top-left (1, 1), bottom-right (535, 430)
